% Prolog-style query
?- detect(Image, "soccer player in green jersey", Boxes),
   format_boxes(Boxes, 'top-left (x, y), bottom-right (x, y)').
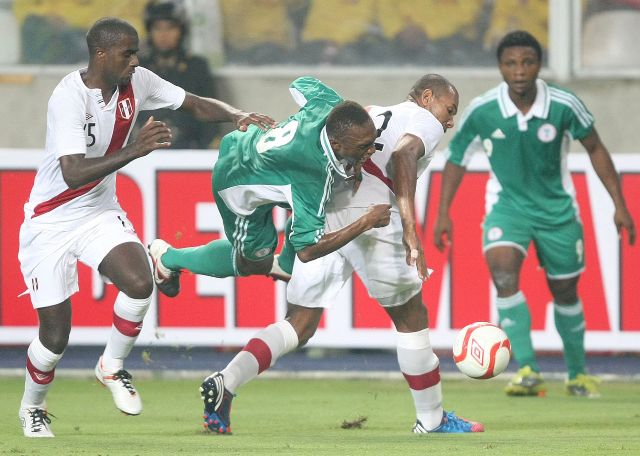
top-left (149, 77), bottom-right (391, 296)
top-left (433, 31), bottom-right (635, 398)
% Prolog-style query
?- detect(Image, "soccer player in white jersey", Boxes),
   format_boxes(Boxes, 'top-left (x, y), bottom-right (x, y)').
top-left (17, 17), bottom-right (275, 438)
top-left (198, 74), bottom-right (485, 435)
top-left (434, 31), bottom-right (636, 398)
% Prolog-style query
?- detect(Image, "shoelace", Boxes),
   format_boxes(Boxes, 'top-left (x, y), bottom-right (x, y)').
top-left (113, 370), bottom-right (136, 395)
top-left (28, 409), bottom-right (52, 432)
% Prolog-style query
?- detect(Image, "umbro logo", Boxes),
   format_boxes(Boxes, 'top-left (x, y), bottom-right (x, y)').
top-left (33, 372), bottom-right (50, 382)
top-left (491, 128), bottom-right (506, 139)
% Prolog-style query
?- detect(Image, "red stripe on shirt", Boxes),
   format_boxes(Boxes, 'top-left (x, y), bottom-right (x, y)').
top-left (362, 159), bottom-right (394, 192)
top-left (32, 83), bottom-right (136, 218)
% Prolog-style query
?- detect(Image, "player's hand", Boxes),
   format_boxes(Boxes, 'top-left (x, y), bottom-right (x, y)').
top-left (132, 116), bottom-right (172, 156)
top-left (403, 231), bottom-right (430, 281)
top-left (433, 213), bottom-right (452, 252)
top-left (235, 111), bottom-right (277, 132)
top-left (365, 204), bottom-right (391, 228)
top-left (615, 207), bottom-right (636, 245)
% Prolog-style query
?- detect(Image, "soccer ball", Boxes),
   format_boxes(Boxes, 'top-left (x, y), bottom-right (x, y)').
top-left (453, 322), bottom-right (511, 379)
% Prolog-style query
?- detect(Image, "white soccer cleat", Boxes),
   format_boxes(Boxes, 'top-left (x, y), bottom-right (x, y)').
top-left (95, 357), bottom-right (142, 415)
top-left (148, 239), bottom-right (181, 297)
top-left (267, 254), bottom-right (292, 282)
top-left (19, 405), bottom-right (54, 437)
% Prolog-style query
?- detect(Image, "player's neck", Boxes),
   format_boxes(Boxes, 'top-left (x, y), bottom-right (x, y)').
top-left (81, 68), bottom-right (117, 104)
top-left (508, 88), bottom-right (537, 115)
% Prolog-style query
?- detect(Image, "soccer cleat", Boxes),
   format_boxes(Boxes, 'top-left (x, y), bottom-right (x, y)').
top-left (413, 411), bottom-right (484, 433)
top-left (200, 372), bottom-right (234, 434)
top-left (19, 406), bottom-right (54, 438)
top-left (148, 239), bottom-right (181, 297)
top-left (266, 254), bottom-right (291, 282)
top-left (566, 374), bottom-right (601, 398)
top-left (95, 357), bottom-right (142, 415)
top-left (505, 365), bottom-right (546, 396)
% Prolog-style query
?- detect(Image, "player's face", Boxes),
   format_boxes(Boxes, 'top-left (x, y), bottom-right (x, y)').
top-left (102, 33), bottom-right (139, 86)
top-left (499, 46), bottom-right (541, 97)
top-left (150, 19), bottom-right (182, 52)
top-left (426, 88), bottom-right (459, 132)
top-left (333, 122), bottom-right (377, 165)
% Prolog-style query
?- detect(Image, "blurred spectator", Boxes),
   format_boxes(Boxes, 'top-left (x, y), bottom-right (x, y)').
top-left (220, 0), bottom-right (301, 64)
top-left (299, 0), bottom-right (379, 64)
top-left (483, 0), bottom-right (549, 55)
top-left (136, 0), bottom-right (218, 149)
top-left (300, 0), bottom-right (488, 66)
top-left (13, 0), bottom-right (145, 64)
top-left (377, 0), bottom-right (487, 65)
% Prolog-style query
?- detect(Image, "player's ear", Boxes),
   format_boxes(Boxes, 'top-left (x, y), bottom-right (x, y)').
top-left (421, 88), bottom-right (434, 105)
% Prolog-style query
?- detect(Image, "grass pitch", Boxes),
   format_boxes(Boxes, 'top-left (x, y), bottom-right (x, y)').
top-left (0, 375), bottom-right (638, 455)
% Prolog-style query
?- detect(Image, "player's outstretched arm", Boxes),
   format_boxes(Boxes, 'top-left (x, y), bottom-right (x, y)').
top-left (60, 117), bottom-right (171, 189)
top-left (581, 129), bottom-right (636, 245)
top-left (179, 93), bottom-right (276, 131)
top-left (433, 161), bottom-right (466, 251)
top-left (297, 204), bottom-right (391, 263)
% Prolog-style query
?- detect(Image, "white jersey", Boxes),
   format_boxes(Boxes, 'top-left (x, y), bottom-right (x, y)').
top-left (327, 101), bottom-right (444, 211)
top-left (24, 66), bottom-right (185, 229)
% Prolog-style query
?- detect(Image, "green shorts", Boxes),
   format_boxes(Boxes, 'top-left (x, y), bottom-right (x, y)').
top-left (212, 189), bottom-right (278, 262)
top-left (483, 210), bottom-right (585, 278)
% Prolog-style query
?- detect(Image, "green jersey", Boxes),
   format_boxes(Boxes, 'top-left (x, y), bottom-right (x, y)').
top-left (214, 77), bottom-right (350, 251)
top-left (446, 79), bottom-right (594, 225)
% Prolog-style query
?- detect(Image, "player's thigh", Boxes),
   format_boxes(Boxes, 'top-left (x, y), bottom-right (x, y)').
top-left (18, 222), bottom-right (80, 309)
top-left (343, 210), bottom-right (422, 307)
top-left (77, 210), bottom-right (144, 274)
top-left (287, 252), bottom-right (352, 308)
top-left (534, 219), bottom-right (585, 279)
top-left (482, 209), bottom-right (532, 257)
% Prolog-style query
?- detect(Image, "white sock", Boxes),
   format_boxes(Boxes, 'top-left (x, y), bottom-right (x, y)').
top-left (397, 328), bottom-right (443, 430)
top-left (102, 292), bottom-right (150, 372)
top-left (21, 338), bottom-right (63, 408)
top-left (221, 320), bottom-right (298, 393)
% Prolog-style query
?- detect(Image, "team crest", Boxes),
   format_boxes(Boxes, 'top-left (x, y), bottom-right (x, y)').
top-left (118, 98), bottom-right (134, 119)
top-left (254, 248), bottom-right (272, 258)
top-left (487, 227), bottom-right (503, 241)
top-left (537, 123), bottom-right (557, 143)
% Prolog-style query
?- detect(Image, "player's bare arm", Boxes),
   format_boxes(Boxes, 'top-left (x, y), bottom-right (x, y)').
top-left (581, 128), bottom-right (636, 245)
top-left (391, 133), bottom-right (430, 280)
top-left (179, 93), bottom-right (276, 132)
top-left (433, 161), bottom-right (466, 251)
top-left (60, 116), bottom-right (171, 189)
top-left (297, 203), bottom-right (392, 263)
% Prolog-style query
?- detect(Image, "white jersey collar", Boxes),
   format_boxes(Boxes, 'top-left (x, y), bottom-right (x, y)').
top-left (498, 79), bottom-right (550, 130)
top-left (320, 126), bottom-right (349, 178)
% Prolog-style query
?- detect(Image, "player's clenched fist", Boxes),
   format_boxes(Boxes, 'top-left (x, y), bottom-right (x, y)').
top-left (365, 203), bottom-right (392, 228)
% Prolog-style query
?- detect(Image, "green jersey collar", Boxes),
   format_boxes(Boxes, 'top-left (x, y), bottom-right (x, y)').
top-left (498, 79), bottom-right (551, 120)
top-left (320, 126), bottom-right (349, 178)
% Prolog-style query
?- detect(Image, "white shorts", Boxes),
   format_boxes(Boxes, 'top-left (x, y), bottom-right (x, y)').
top-left (287, 207), bottom-right (422, 308)
top-left (18, 209), bottom-right (142, 308)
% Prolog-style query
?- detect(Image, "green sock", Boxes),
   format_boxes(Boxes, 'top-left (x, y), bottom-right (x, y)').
top-left (496, 291), bottom-right (540, 372)
top-left (162, 239), bottom-right (237, 277)
top-left (554, 301), bottom-right (586, 380)
top-left (277, 216), bottom-right (295, 275)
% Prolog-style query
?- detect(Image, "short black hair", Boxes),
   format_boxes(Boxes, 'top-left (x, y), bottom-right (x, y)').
top-left (409, 74), bottom-right (457, 99)
top-left (496, 30), bottom-right (542, 62)
top-left (326, 101), bottom-right (372, 139)
top-left (86, 17), bottom-right (138, 56)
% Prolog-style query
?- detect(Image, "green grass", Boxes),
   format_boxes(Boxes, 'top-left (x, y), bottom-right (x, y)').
top-left (1, 376), bottom-right (638, 455)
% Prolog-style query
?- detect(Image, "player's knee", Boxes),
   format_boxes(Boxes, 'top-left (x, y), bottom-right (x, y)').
top-left (491, 270), bottom-right (518, 293)
top-left (40, 330), bottom-right (69, 354)
top-left (121, 274), bottom-right (153, 299)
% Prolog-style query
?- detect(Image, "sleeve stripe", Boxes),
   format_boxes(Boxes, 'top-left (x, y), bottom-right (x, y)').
top-left (458, 90), bottom-right (499, 129)
top-left (549, 88), bottom-right (594, 128)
